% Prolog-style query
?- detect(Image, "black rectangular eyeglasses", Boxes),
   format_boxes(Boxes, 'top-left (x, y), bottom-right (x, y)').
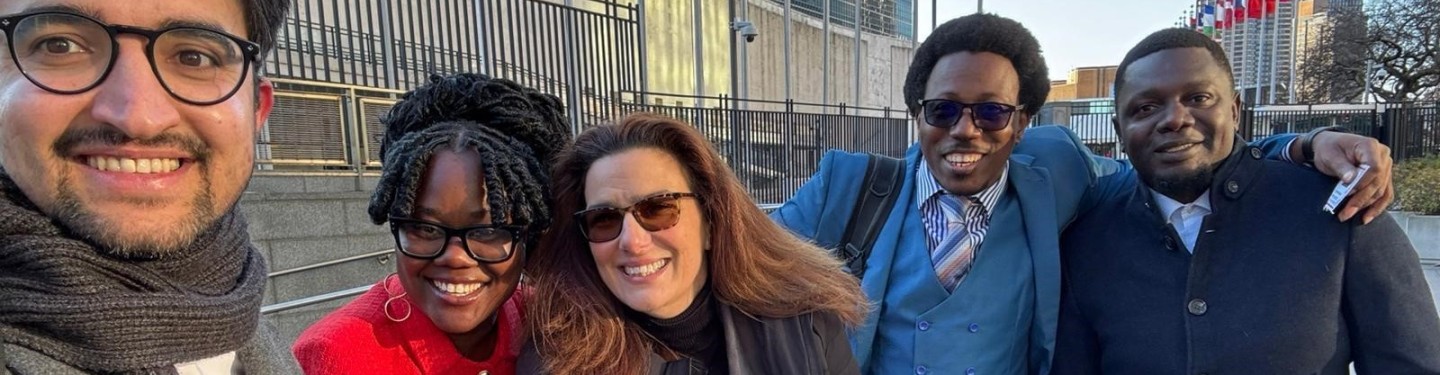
top-left (388, 217), bottom-right (525, 263)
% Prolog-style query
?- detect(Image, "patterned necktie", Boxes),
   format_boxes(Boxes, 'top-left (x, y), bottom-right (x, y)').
top-left (931, 194), bottom-right (983, 292)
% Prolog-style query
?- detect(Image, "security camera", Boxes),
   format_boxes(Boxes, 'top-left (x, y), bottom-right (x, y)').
top-left (731, 21), bottom-right (758, 43)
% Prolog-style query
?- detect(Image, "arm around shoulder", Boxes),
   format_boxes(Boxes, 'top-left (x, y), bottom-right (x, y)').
top-left (1343, 212), bottom-right (1440, 373)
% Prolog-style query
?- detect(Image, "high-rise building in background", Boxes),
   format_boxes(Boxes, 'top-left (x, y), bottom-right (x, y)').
top-left (775, 0), bottom-right (916, 40)
top-left (1184, 0), bottom-right (1364, 104)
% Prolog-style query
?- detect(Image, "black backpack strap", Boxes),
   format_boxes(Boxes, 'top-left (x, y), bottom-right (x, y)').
top-left (835, 154), bottom-right (905, 279)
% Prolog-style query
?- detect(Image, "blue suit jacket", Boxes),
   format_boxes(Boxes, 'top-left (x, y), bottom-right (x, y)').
top-left (771, 126), bottom-right (1118, 373)
top-left (771, 126), bottom-right (1298, 374)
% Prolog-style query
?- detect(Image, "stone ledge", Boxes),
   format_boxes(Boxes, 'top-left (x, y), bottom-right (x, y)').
top-left (1394, 212), bottom-right (1440, 260)
top-left (241, 190), bottom-right (373, 202)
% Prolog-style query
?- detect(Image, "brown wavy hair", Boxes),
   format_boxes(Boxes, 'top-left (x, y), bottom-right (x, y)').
top-left (525, 112), bottom-right (868, 374)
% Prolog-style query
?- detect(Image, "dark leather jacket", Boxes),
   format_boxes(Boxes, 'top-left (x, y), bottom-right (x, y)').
top-left (518, 303), bottom-right (859, 375)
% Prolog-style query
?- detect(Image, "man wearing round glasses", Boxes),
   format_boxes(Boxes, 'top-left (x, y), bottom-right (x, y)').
top-left (0, 0), bottom-right (296, 374)
top-left (773, 13), bottom-right (1396, 375)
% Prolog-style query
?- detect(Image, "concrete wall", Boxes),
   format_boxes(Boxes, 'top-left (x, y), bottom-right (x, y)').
top-left (616, 0), bottom-right (914, 112)
top-left (737, 0), bottom-right (914, 112)
top-left (638, 0), bottom-right (734, 106)
top-left (244, 174), bottom-right (394, 346)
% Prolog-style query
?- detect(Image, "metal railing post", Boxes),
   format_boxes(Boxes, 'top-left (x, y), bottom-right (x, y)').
top-left (379, 0), bottom-right (398, 90)
top-left (342, 88), bottom-right (363, 174)
top-left (854, 0), bottom-right (862, 108)
top-left (475, 0), bottom-right (489, 76)
top-left (637, 0), bottom-right (649, 102)
top-left (564, 0), bottom-right (584, 134)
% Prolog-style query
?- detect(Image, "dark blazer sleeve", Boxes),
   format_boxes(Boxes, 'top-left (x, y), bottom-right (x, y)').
top-left (1343, 212), bottom-right (1440, 373)
top-left (813, 312), bottom-right (861, 375)
top-left (1251, 133), bottom-right (1299, 161)
top-left (1052, 270), bottom-right (1102, 375)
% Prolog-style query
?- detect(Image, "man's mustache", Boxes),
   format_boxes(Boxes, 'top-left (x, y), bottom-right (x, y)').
top-left (52, 127), bottom-right (211, 161)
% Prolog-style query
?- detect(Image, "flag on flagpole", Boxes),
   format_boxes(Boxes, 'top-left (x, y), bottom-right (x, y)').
top-left (1217, 0), bottom-right (1230, 29)
top-left (1232, 0), bottom-right (1247, 24)
top-left (1203, 3), bottom-right (1216, 36)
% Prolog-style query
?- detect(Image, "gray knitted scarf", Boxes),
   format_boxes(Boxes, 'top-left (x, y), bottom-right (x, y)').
top-left (0, 173), bottom-right (265, 373)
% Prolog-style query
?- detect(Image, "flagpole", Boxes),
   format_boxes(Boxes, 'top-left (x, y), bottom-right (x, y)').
top-left (1268, 0), bottom-right (1282, 104)
top-left (1252, 0), bottom-right (1266, 105)
top-left (1240, 1), bottom-right (1251, 105)
top-left (1238, 1), bottom-right (1249, 105)
top-left (1290, 15), bottom-right (1302, 103)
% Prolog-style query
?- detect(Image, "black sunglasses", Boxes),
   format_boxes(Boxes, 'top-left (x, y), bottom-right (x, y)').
top-left (388, 217), bottom-right (525, 263)
top-left (919, 99), bottom-right (1024, 131)
top-left (574, 192), bottom-right (700, 243)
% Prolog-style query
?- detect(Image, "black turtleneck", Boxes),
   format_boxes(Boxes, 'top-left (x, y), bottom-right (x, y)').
top-left (629, 283), bottom-right (729, 373)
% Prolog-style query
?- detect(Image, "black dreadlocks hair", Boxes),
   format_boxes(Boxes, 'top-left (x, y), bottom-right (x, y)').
top-left (368, 73), bottom-right (570, 250)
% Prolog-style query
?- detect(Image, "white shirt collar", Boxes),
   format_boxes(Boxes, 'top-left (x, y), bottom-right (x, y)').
top-left (916, 161), bottom-right (1008, 214)
top-left (1151, 190), bottom-right (1213, 223)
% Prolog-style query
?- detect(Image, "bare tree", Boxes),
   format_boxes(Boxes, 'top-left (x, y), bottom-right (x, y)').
top-left (1297, 0), bottom-right (1439, 103)
top-left (1295, 6), bottom-right (1368, 103)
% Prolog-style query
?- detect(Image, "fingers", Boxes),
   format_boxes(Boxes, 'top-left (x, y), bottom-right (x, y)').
top-left (1362, 185), bottom-right (1395, 225)
top-left (1349, 141), bottom-right (1393, 224)
top-left (1338, 171), bottom-right (1382, 222)
top-left (1322, 157), bottom-right (1357, 184)
top-left (1336, 162), bottom-right (1393, 224)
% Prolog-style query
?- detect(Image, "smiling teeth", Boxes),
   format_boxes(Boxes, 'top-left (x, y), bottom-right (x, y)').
top-left (1161, 144), bottom-right (1196, 153)
top-left (86, 156), bottom-right (181, 173)
top-left (624, 259), bottom-right (668, 277)
top-left (431, 280), bottom-right (481, 295)
top-left (945, 153), bottom-right (982, 164)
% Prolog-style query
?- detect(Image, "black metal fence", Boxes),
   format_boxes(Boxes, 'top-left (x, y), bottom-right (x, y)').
top-left (624, 93), bottom-right (911, 204)
top-left (266, 0), bottom-right (643, 131)
top-left (1033, 101), bottom-right (1440, 162)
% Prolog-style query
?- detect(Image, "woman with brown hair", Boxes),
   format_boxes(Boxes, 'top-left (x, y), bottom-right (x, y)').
top-left (520, 113), bottom-right (868, 374)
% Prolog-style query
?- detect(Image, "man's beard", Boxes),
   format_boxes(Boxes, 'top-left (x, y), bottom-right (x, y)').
top-left (51, 171), bottom-right (216, 259)
top-left (47, 126), bottom-right (220, 258)
top-left (1147, 161), bottom-right (1221, 203)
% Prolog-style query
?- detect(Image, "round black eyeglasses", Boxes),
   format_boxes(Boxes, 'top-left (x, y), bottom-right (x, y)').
top-left (0, 11), bottom-right (261, 106)
top-left (388, 217), bottom-right (526, 263)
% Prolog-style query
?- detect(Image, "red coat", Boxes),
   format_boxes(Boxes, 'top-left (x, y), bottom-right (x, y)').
top-left (293, 277), bottom-right (524, 375)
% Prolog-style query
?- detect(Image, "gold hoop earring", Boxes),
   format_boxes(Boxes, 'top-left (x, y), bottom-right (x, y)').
top-left (382, 274), bottom-right (411, 322)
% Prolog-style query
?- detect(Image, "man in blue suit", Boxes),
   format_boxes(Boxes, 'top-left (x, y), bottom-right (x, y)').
top-left (770, 14), bottom-right (1395, 375)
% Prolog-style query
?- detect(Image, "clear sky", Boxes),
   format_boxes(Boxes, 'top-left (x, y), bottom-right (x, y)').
top-left (916, 0), bottom-right (1195, 80)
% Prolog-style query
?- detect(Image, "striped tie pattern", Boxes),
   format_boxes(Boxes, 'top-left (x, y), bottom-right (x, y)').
top-left (931, 193), bottom-right (989, 292)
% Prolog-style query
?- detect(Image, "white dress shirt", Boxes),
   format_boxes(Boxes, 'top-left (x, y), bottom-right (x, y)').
top-left (1151, 190), bottom-right (1213, 253)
